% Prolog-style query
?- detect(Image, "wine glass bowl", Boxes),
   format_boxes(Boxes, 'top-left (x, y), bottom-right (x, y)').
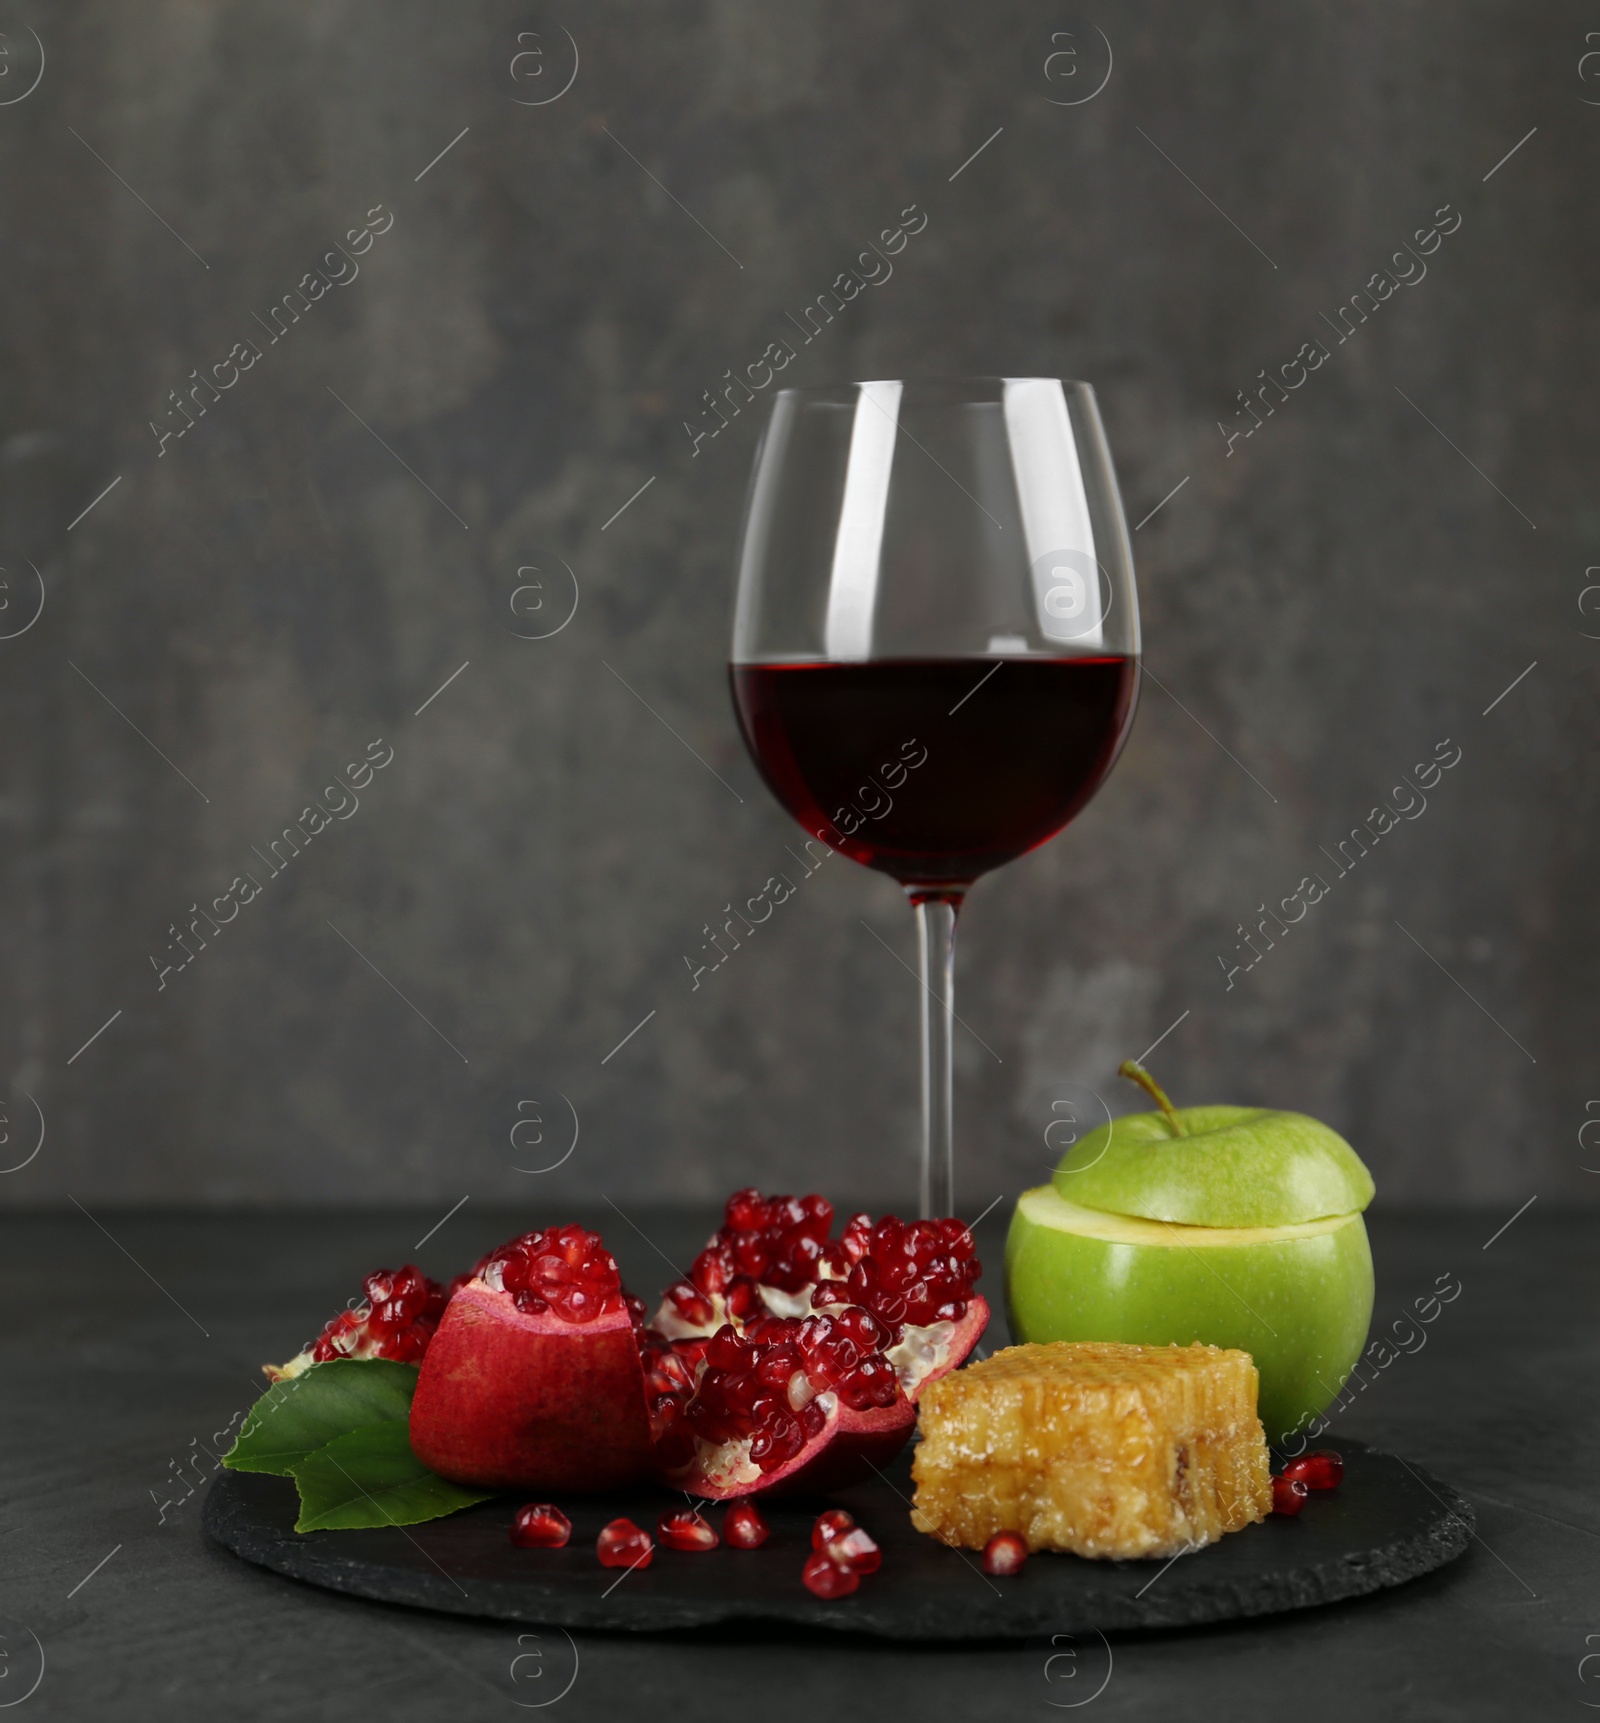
top-left (729, 378), bottom-right (1141, 1214)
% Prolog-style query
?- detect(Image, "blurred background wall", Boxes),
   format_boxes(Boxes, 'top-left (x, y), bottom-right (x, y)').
top-left (1, 0), bottom-right (1594, 1211)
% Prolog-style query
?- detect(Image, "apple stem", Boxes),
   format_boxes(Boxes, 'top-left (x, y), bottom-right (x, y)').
top-left (1118, 1059), bottom-right (1188, 1137)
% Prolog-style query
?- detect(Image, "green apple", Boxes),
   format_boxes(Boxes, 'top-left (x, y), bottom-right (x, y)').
top-left (1005, 1062), bottom-right (1375, 1444)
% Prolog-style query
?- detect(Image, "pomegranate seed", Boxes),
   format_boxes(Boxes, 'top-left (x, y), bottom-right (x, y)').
top-left (656, 1509), bottom-right (718, 1552)
top-left (1283, 1449), bottom-right (1343, 1492)
top-left (1272, 1475), bottom-right (1309, 1516)
top-left (802, 1550), bottom-right (860, 1598)
top-left (596, 1518), bottom-right (654, 1568)
top-left (829, 1527), bottom-right (881, 1574)
top-left (982, 1531), bottom-right (1028, 1575)
top-left (723, 1501), bottom-right (769, 1549)
top-left (510, 1504), bottom-right (571, 1548)
top-left (812, 1509), bottom-right (855, 1551)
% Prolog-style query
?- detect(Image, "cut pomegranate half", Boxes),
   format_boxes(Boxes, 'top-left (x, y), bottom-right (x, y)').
top-left (409, 1225), bottom-right (656, 1491)
top-left (652, 1193), bottom-right (988, 1407)
top-left (264, 1264), bottom-right (455, 1381)
top-left (650, 1313), bottom-right (914, 1500)
top-left (644, 1193), bottom-right (988, 1500)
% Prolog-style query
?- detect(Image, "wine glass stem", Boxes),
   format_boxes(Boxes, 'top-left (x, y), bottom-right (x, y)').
top-left (913, 894), bottom-right (962, 1219)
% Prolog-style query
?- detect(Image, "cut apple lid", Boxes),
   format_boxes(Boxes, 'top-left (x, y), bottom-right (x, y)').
top-left (1051, 1105), bottom-right (1375, 1228)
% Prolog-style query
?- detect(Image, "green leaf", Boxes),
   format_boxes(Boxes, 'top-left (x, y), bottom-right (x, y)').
top-left (289, 1422), bottom-right (494, 1532)
top-left (223, 1359), bottom-right (419, 1477)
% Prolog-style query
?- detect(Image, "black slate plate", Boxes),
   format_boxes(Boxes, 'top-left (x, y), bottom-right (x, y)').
top-left (202, 1439), bottom-right (1472, 1640)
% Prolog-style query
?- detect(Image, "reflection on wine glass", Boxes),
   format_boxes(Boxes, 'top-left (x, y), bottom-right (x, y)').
top-left (729, 378), bottom-right (1140, 1216)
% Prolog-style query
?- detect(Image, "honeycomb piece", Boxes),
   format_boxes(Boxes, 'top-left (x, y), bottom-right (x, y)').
top-left (910, 1341), bottom-right (1271, 1559)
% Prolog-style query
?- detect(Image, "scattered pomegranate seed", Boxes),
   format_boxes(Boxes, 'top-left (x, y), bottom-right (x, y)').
top-left (656, 1509), bottom-right (719, 1552)
top-left (723, 1500), bottom-right (769, 1549)
top-left (802, 1549), bottom-right (860, 1598)
top-left (1283, 1449), bottom-right (1344, 1492)
top-left (596, 1518), bottom-right (654, 1568)
top-left (828, 1527), bottom-right (881, 1574)
top-left (1272, 1475), bottom-right (1309, 1516)
top-left (509, 1503), bottom-right (571, 1548)
top-left (982, 1531), bottom-right (1028, 1575)
top-left (812, 1509), bottom-right (855, 1551)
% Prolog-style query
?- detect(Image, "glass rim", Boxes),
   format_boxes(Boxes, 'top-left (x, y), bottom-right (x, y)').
top-left (768, 375), bottom-right (1101, 401)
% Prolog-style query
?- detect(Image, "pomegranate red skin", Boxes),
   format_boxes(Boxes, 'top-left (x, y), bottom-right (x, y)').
top-left (410, 1282), bottom-right (655, 1491)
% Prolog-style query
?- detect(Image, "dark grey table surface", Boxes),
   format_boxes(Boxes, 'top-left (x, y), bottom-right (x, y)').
top-left (1, 1205), bottom-right (1593, 1721)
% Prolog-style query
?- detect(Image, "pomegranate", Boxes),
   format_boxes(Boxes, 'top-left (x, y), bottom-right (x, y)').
top-left (654, 1194), bottom-right (987, 1402)
top-left (829, 1527), bottom-right (881, 1574)
top-left (654, 1189), bottom-right (836, 1333)
top-left (1272, 1475), bottom-right (1309, 1516)
top-left (723, 1501), bottom-right (769, 1548)
top-left (651, 1311), bottom-right (915, 1499)
top-left (801, 1549), bottom-right (860, 1598)
top-left (982, 1531), bottom-right (1028, 1575)
top-left (812, 1509), bottom-right (855, 1551)
top-left (409, 1226), bottom-right (656, 1491)
top-left (647, 1193), bottom-right (989, 1498)
top-left (597, 1518), bottom-right (653, 1569)
top-left (510, 1504), bottom-right (571, 1548)
top-left (411, 1194), bottom-right (988, 1501)
top-left (264, 1264), bottom-right (455, 1381)
top-left (1283, 1449), bottom-right (1343, 1492)
top-left (656, 1508), bottom-right (719, 1551)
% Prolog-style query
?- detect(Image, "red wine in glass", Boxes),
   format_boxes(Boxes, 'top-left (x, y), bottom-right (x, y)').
top-left (729, 378), bottom-right (1142, 1216)
top-left (731, 656), bottom-right (1139, 896)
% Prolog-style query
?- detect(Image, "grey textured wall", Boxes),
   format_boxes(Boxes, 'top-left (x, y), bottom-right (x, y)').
top-left (1, 1), bottom-right (1594, 1213)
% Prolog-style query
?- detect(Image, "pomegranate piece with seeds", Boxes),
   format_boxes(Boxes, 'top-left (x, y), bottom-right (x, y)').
top-left (723, 1501), bottom-right (769, 1549)
top-left (653, 1195), bottom-right (987, 1406)
top-left (1282, 1449), bottom-right (1344, 1492)
top-left (597, 1518), bottom-right (653, 1569)
top-left (510, 1504), bottom-right (572, 1548)
top-left (1272, 1475), bottom-right (1309, 1516)
top-left (802, 1549), bottom-right (860, 1598)
top-left (264, 1263), bottom-right (453, 1381)
top-left (982, 1531), bottom-right (1028, 1576)
top-left (654, 1189), bottom-right (836, 1335)
top-left (656, 1509), bottom-right (719, 1551)
top-left (656, 1312), bottom-right (915, 1499)
top-left (409, 1225), bottom-right (656, 1491)
top-left (646, 1191), bottom-right (989, 1500)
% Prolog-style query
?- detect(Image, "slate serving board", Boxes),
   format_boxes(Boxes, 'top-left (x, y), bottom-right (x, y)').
top-left (202, 1439), bottom-right (1473, 1641)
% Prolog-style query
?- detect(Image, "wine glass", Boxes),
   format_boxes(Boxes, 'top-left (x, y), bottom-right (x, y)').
top-left (729, 378), bottom-right (1140, 1218)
